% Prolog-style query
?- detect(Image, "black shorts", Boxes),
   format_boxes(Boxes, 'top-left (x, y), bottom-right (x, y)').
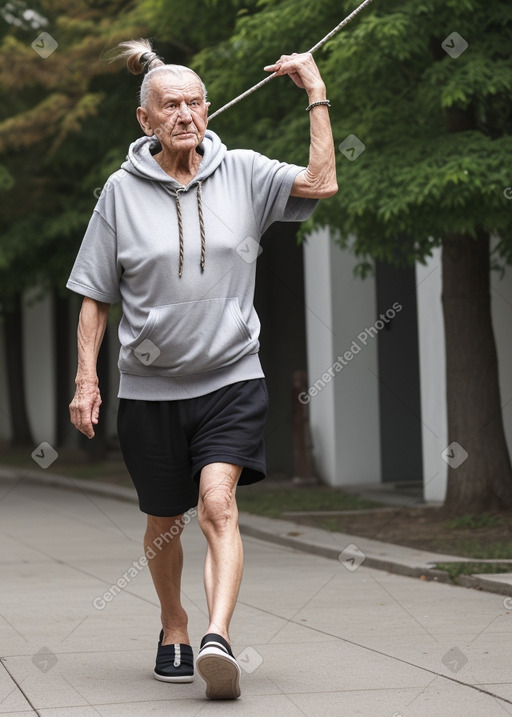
top-left (117, 379), bottom-right (268, 516)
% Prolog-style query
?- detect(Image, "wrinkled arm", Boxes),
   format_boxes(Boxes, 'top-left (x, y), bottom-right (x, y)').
top-left (264, 52), bottom-right (338, 199)
top-left (69, 297), bottom-right (110, 439)
top-left (291, 102), bottom-right (338, 199)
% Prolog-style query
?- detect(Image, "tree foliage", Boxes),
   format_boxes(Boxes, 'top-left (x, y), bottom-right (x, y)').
top-left (195, 0), bottom-right (512, 271)
top-left (0, 0), bottom-right (146, 304)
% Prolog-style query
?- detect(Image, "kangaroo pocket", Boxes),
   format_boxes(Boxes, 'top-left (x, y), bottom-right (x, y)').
top-left (119, 297), bottom-right (259, 376)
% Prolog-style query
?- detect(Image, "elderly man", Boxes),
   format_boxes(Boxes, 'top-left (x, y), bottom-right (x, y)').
top-left (67, 38), bottom-right (337, 701)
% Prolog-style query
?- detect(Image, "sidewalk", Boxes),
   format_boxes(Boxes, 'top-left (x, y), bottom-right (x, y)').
top-left (1, 468), bottom-right (512, 715)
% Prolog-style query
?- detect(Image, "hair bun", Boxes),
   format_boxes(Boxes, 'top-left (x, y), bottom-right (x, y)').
top-left (114, 39), bottom-right (165, 75)
top-left (139, 51), bottom-right (164, 74)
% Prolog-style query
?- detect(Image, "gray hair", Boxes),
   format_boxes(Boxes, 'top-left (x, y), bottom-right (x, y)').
top-left (140, 66), bottom-right (208, 108)
top-left (114, 38), bottom-right (207, 108)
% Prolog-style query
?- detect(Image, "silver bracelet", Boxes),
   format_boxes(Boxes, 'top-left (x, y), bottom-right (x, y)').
top-left (306, 100), bottom-right (331, 112)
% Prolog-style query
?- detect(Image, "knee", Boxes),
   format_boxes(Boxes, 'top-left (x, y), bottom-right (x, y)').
top-left (198, 484), bottom-right (237, 533)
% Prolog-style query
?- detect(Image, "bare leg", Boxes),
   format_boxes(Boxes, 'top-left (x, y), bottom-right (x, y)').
top-left (145, 514), bottom-right (190, 645)
top-left (197, 462), bottom-right (243, 644)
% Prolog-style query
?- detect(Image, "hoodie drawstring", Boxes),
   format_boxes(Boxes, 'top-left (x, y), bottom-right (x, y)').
top-left (175, 182), bottom-right (205, 279)
top-left (196, 182), bottom-right (206, 273)
top-left (175, 189), bottom-right (184, 279)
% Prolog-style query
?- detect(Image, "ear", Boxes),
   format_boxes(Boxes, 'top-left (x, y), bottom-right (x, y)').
top-left (136, 106), bottom-right (153, 136)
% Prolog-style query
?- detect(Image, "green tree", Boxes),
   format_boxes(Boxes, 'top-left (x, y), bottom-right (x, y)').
top-left (139, 0), bottom-right (259, 55)
top-left (193, 0), bottom-right (512, 513)
top-left (0, 0), bottom-right (145, 447)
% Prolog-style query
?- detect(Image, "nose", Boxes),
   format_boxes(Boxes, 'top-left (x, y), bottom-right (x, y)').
top-left (178, 102), bottom-right (192, 122)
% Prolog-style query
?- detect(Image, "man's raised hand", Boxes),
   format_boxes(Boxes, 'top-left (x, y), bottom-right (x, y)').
top-left (263, 52), bottom-right (326, 97)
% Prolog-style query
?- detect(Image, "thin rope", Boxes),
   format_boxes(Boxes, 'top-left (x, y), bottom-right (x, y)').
top-left (208, 0), bottom-right (374, 121)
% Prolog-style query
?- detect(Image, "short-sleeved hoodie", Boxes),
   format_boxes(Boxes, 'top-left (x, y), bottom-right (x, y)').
top-left (67, 130), bottom-right (317, 400)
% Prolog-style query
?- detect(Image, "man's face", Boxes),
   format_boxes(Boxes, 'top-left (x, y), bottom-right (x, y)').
top-left (137, 71), bottom-right (210, 155)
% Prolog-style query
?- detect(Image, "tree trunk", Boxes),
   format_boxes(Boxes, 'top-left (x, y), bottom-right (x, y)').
top-left (3, 293), bottom-right (34, 446)
top-left (442, 230), bottom-right (512, 513)
top-left (292, 370), bottom-right (316, 480)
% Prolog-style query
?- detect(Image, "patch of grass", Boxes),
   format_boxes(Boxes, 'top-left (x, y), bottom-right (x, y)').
top-left (0, 444), bottom-right (33, 469)
top-left (444, 513), bottom-right (504, 530)
top-left (316, 518), bottom-right (348, 532)
top-left (50, 460), bottom-right (131, 484)
top-left (435, 562), bottom-right (512, 579)
top-left (0, 441), bottom-right (131, 486)
top-left (436, 539), bottom-right (512, 560)
top-left (236, 487), bottom-right (381, 518)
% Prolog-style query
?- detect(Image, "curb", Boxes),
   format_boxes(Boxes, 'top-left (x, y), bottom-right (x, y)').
top-left (238, 515), bottom-right (512, 598)
top-left (239, 518), bottom-right (451, 584)
top-left (2, 466), bottom-right (511, 599)
top-left (0, 465), bottom-right (139, 504)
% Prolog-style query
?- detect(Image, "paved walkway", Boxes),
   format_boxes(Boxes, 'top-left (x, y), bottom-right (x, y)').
top-left (1, 471), bottom-right (512, 716)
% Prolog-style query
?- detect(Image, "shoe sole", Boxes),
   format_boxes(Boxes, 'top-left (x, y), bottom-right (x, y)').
top-left (196, 646), bottom-right (241, 699)
top-left (153, 670), bottom-right (194, 683)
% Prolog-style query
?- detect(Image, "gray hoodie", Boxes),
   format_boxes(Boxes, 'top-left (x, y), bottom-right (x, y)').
top-left (67, 130), bottom-right (317, 400)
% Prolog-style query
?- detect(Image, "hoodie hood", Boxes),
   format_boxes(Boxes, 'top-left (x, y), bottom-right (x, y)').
top-left (121, 129), bottom-right (227, 278)
top-left (121, 129), bottom-right (227, 189)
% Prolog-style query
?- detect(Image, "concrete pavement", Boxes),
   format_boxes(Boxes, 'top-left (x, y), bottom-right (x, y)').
top-left (1, 469), bottom-right (512, 716)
